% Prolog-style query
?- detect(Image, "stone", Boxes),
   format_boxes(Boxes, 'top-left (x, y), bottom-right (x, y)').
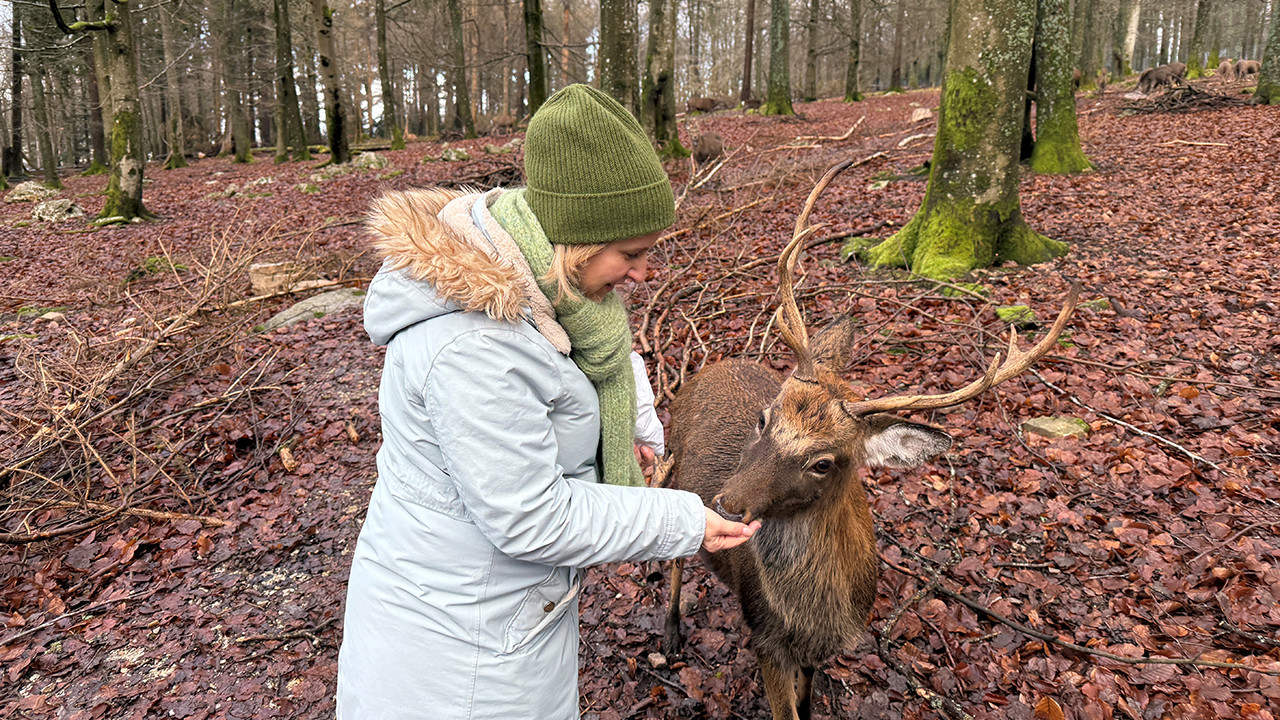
top-left (36, 311), bottom-right (67, 323)
top-left (910, 107), bottom-right (934, 123)
top-left (1080, 297), bottom-right (1112, 312)
top-left (352, 152), bottom-right (389, 169)
top-left (442, 146), bottom-right (471, 161)
top-left (260, 288), bottom-right (366, 332)
top-left (996, 305), bottom-right (1038, 327)
top-left (1022, 416), bottom-right (1090, 439)
top-left (646, 652), bottom-right (668, 669)
top-left (33, 199), bottom-right (85, 223)
top-left (5, 181), bottom-right (60, 203)
top-left (248, 262), bottom-right (314, 296)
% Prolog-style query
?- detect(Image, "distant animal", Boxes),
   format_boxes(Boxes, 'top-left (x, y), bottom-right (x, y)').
top-left (660, 160), bottom-right (1079, 720)
top-left (1072, 68), bottom-right (1083, 90)
top-left (489, 114), bottom-right (518, 135)
top-left (686, 96), bottom-right (721, 114)
top-left (1218, 59), bottom-right (1236, 82)
top-left (1137, 62), bottom-right (1187, 93)
top-left (1096, 69), bottom-right (1109, 95)
top-left (1235, 59), bottom-right (1261, 79)
top-left (743, 97), bottom-right (763, 110)
top-left (692, 132), bottom-right (724, 169)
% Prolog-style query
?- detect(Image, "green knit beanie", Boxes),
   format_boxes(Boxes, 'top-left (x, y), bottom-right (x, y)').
top-left (524, 84), bottom-right (675, 245)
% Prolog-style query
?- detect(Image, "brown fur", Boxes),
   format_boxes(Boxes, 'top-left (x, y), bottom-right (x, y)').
top-left (366, 189), bottom-right (528, 323)
top-left (1236, 59), bottom-right (1261, 78)
top-left (692, 133), bottom-right (725, 168)
top-left (1218, 59), bottom-right (1236, 82)
top-left (663, 321), bottom-right (950, 720)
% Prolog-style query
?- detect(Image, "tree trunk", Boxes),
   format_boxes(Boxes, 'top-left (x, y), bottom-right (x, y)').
top-left (844, 0), bottom-right (864, 101)
top-left (298, 32), bottom-right (323, 144)
top-left (600, 0), bottom-right (640, 116)
top-left (1032, 0), bottom-right (1092, 173)
top-left (524, 0), bottom-right (549, 115)
top-left (224, 0), bottom-right (253, 164)
top-left (561, 0), bottom-right (572, 88)
top-left (642, 0), bottom-right (687, 158)
top-left (445, 0), bottom-right (477, 136)
top-left (157, 5), bottom-right (187, 169)
top-left (763, 0), bottom-right (793, 115)
top-left (3, 4), bottom-right (24, 179)
top-left (1253, 0), bottom-right (1280, 104)
top-left (97, 0), bottom-right (152, 220)
top-left (741, 0), bottom-right (757, 103)
top-left (1112, 0), bottom-right (1141, 77)
top-left (1078, 0), bottom-right (1103, 87)
top-left (890, 0), bottom-right (906, 91)
top-left (803, 0), bottom-right (821, 101)
top-left (311, 0), bottom-right (352, 161)
top-left (374, 0), bottom-right (404, 149)
top-left (273, 0), bottom-right (311, 161)
top-left (1185, 0), bottom-right (1213, 78)
top-left (31, 68), bottom-right (62, 189)
top-left (863, 0), bottom-right (1066, 280)
top-left (84, 53), bottom-right (109, 175)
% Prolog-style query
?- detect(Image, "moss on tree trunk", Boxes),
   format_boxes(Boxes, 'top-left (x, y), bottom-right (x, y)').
top-left (1253, 1), bottom-right (1280, 105)
top-left (1031, 0), bottom-right (1091, 174)
top-left (864, 0), bottom-right (1067, 280)
top-left (762, 0), bottom-right (793, 115)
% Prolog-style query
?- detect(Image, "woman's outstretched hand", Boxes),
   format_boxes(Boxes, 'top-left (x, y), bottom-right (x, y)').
top-left (702, 508), bottom-right (760, 553)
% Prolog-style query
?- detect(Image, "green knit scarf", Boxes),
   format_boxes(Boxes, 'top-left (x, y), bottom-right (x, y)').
top-left (489, 189), bottom-right (645, 487)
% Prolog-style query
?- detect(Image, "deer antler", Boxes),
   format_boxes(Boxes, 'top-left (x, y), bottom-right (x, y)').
top-left (842, 284), bottom-right (1080, 417)
top-left (775, 159), bottom-right (856, 371)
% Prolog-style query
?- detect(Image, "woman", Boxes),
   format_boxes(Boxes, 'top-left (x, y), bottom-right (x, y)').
top-left (336, 85), bottom-right (758, 719)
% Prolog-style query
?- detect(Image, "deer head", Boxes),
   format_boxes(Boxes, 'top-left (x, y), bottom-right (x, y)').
top-left (713, 161), bottom-right (1079, 524)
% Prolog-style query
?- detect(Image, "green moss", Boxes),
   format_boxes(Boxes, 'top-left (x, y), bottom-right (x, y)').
top-left (658, 137), bottom-right (691, 161)
top-left (313, 311), bottom-right (326, 318)
top-left (17, 305), bottom-right (68, 317)
top-left (0, 256), bottom-right (15, 262)
top-left (940, 282), bottom-right (990, 298)
top-left (996, 305), bottom-right (1036, 326)
top-left (0, 333), bottom-right (39, 342)
top-left (81, 162), bottom-right (109, 177)
top-left (13, 220), bottom-right (31, 228)
top-left (299, 183), bottom-right (321, 194)
top-left (1254, 83), bottom-right (1280, 105)
top-left (1080, 297), bottom-right (1111, 311)
top-left (995, 222), bottom-right (1068, 266)
top-left (843, 92), bottom-right (865, 102)
top-left (391, 125), bottom-right (406, 151)
top-left (839, 236), bottom-right (880, 262)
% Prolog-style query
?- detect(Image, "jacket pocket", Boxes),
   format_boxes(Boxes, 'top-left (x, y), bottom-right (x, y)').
top-left (501, 568), bottom-right (580, 654)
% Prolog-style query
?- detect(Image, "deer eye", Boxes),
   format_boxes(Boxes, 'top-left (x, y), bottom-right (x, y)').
top-left (757, 412), bottom-right (767, 432)
top-left (810, 458), bottom-right (834, 475)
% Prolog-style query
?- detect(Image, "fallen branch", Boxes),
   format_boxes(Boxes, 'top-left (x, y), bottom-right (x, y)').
top-left (795, 116), bottom-right (866, 142)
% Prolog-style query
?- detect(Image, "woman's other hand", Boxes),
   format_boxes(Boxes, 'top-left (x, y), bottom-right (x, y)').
top-left (634, 443), bottom-right (656, 482)
top-left (702, 508), bottom-right (760, 553)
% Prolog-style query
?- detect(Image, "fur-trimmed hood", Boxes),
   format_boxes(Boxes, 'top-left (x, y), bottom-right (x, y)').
top-left (363, 188), bottom-right (570, 352)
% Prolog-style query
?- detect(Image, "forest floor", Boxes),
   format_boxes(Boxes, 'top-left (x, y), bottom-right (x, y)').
top-left (1, 79), bottom-right (1278, 720)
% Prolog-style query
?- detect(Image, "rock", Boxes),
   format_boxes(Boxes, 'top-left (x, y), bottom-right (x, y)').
top-left (646, 652), bottom-right (668, 669)
top-left (910, 108), bottom-right (934, 123)
top-left (1022, 416), bottom-right (1090, 439)
top-left (5, 181), bottom-right (60, 203)
top-left (36, 311), bottom-right (67, 323)
top-left (484, 143), bottom-right (513, 155)
top-left (1080, 297), bottom-right (1111, 312)
top-left (33, 199), bottom-right (85, 223)
top-left (996, 305), bottom-right (1038, 327)
top-left (442, 146), bottom-right (471, 161)
top-left (309, 164), bottom-right (354, 183)
top-left (352, 152), bottom-right (389, 169)
top-left (260, 288), bottom-right (365, 332)
top-left (248, 261), bottom-right (314, 296)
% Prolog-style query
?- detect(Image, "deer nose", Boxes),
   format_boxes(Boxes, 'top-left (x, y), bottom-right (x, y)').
top-left (712, 494), bottom-right (745, 523)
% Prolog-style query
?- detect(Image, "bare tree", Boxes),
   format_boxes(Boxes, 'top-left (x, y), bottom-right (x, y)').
top-left (311, 0), bottom-right (352, 160)
top-left (844, 0), bottom-right (864, 101)
top-left (157, 4), bottom-right (187, 169)
top-left (524, 0), bottom-right (548, 115)
top-left (600, 0), bottom-right (640, 115)
top-left (861, 0), bottom-right (1067, 279)
top-left (762, 0), bottom-right (793, 115)
top-left (273, 0), bottom-right (310, 161)
top-left (1186, 0), bottom-right (1214, 78)
top-left (1254, 0), bottom-right (1280, 104)
top-left (1032, 0), bottom-right (1092, 174)
top-left (741, 0), bottom-right (758, 104)
top-left (375, 0), bottom-right (404, 149)
top-left (642, 0), bottom-right (686, 157)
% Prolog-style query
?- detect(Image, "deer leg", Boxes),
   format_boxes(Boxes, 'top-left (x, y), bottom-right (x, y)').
top-left (796, 666), bottom-right (815, 720)
top-left (663, 558), bottom-right (684, 655)
top-left (758, 654), bottom-right (800, 720)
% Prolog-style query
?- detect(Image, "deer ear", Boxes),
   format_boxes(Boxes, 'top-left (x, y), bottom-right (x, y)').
top-left (810, 317), bottom-right (855, 370)
top-left (861, 417), bottom-right (952, 469)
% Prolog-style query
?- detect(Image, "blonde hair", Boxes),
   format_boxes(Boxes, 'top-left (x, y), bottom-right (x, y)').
top-left (546, 243), bottom-right (606, 302)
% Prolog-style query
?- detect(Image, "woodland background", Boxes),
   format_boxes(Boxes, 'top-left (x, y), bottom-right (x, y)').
top-left (2, 0), bottom-right (1280, 719)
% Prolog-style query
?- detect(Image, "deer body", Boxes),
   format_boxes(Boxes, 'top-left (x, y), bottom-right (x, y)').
top-left (660, 161), bottom-right (1078, 720)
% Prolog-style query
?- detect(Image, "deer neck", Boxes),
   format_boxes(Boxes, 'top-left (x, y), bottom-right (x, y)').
top-left (753, 473), bottom-right (878, 620)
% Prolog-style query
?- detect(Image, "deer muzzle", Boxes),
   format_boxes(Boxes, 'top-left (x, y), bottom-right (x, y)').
top-left (711, 494), bottom-right (752, 525)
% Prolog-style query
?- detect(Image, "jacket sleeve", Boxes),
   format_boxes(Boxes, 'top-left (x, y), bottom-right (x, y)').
top-left (630, 351), bottom-right (666, 456)
top-left (422, 327), bottom-right (706, 568)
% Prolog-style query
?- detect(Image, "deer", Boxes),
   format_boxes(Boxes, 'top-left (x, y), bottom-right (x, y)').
top-left (658, 159), bottom-right (1079, 720)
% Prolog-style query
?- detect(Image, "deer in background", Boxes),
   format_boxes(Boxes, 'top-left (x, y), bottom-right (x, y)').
top-left (659, 160), bottom-right (1079, 720)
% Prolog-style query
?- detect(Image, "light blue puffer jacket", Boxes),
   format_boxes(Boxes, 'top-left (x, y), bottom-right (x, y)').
top-left (336, 189), bottom-right (707, 720)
